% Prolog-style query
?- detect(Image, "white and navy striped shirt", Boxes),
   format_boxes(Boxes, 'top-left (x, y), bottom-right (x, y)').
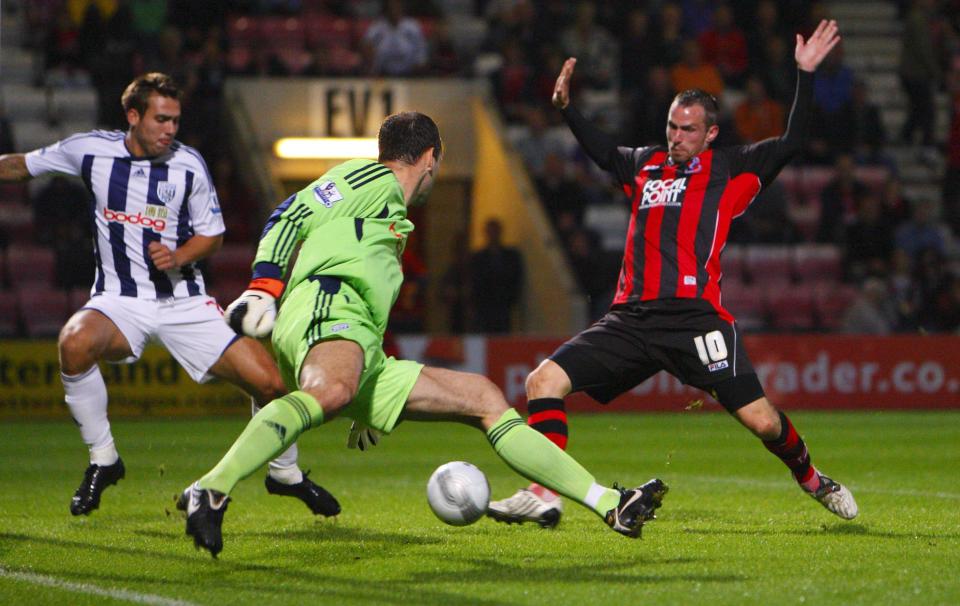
top-left (26, 130), bottom-right (225, 299)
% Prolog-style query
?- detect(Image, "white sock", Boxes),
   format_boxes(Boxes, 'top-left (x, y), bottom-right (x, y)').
top-left (252, 399), bottom-right (303, 484)
top-left (62, 366), bottom-right (118, 466)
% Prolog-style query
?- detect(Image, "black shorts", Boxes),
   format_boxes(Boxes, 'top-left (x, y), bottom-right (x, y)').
top-left (550, 299), bottom-right (764, 412)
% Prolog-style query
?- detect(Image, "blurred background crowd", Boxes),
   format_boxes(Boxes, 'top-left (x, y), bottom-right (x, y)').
top-left (1, 0), bottom-right (960, 336)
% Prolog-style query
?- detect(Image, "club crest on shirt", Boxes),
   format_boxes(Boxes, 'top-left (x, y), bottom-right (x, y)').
top-left (156, 182), bottom-right (177, 203)
top-left (685, 156), bottom-right (702, 174)
top-left (313, 180), bottom-right (344, 208)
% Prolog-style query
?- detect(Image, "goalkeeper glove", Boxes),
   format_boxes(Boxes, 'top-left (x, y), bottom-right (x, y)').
top-left (225, 278), bottom-right (284, 338)
top-left (347, 421), bottom-right (381, 451)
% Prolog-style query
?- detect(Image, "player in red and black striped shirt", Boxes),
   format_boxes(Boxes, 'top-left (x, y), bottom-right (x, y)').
top-left (488, 20), bottom-right (858, 529)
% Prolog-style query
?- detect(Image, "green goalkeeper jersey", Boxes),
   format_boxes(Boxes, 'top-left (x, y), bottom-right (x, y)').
top-left (252, 159), bottom-right (411, 333)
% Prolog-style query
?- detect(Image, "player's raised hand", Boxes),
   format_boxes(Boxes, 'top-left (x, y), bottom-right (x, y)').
top-left (795, 19), bottom-right (841, 72)
top-left (148, 241), bottom-right (179, 270)
top-left (225, 289), bottom-right (277, 337)
top-left (552, 57), bottom-right (577, 109)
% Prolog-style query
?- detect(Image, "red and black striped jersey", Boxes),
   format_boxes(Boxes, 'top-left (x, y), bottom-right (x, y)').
top-left (561, 70), bottom-right (813, 322)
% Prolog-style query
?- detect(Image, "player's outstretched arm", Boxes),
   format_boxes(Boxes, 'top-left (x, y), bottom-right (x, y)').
top-left (795, 19), bottom-right (841, 72)
top-left (0, 154), bottom-right (31, 182)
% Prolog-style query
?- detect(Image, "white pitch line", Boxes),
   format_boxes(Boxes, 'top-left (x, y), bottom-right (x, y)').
top-left (0, 567), bottom-right (201, 606)
top-left (678, 474), bottom-right (960, 500)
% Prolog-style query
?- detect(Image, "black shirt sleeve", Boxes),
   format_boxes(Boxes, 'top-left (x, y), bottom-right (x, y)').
top-left (560, 104), bottom-right (655, 186)
top-left (727, 69), bottom-right (813, 187)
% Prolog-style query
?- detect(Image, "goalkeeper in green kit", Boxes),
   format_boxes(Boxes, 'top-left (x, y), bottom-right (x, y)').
top-left (177, 112), bottom-right (667, 557)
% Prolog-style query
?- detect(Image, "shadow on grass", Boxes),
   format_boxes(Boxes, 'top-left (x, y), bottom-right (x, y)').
top-left (133, 524), bottom-right (444, 546)
top-left (0, 531), bottom-right (745, 604)
top-left (680, 524), bottom-right (959, 540)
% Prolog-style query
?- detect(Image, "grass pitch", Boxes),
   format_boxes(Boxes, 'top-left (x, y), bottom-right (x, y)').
top-left (0, 411), bottom-right (957, 605)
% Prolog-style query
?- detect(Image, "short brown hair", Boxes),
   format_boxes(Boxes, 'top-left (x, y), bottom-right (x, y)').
top-left (672, 89), bottom-right (719, 127)
top-left (378, 112), bottom-right (442, 164)
top-left (121, 73), bottom-right (182, 116)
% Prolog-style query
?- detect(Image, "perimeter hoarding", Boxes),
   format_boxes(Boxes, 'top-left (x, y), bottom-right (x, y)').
top-left (2, 335), bottom-right (958, 419)
top-left (393, 335), bottom-right (960, 411)
top-left (0, 341), bottom-right (247, 419)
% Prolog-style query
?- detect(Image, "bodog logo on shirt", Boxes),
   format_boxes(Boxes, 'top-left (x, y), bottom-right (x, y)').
top-left (103, 204), bottom-right (168, 231)
top-left (640, 177), bottom-right (687, 208)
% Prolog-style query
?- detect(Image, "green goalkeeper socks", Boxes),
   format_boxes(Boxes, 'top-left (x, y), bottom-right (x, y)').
top-left (199, 391), bottom-right (324, 495)
top-left (486, 408), bottom-right (620, 516)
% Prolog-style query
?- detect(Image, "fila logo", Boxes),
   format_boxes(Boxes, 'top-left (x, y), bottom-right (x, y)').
top-left (103, 208), bottom-right (167, 231)
top-left (641, 177), bottom-right (687, 208)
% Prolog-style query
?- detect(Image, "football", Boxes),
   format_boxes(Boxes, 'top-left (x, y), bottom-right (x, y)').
top-left (426, 461), bottom-right (490, 526)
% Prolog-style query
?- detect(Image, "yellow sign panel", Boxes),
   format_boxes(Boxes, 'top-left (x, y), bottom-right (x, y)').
top-left (0, 340), bottom-right (248, 418)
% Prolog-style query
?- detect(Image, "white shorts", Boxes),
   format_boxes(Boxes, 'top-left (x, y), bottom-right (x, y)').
top-left (81, 294), bottom-right (239, 383)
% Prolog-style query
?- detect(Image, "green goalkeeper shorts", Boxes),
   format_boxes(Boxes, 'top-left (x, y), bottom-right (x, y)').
top-left (271, 275), bottom-right (423, 434)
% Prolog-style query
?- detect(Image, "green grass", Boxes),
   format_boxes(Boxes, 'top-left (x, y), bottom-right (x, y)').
top-left (1, 412), bottom-right (958, 605)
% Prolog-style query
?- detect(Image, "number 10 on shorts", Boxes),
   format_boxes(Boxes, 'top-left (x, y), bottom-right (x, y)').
top-left (694, 331), bottom-right (728, 368)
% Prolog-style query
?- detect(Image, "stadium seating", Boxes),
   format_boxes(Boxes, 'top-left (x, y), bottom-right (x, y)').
top-left (721, 282), bottom-right (766, 331)
top-left (813, 282), bottom-right (859, 331)
top-left (744, 245), bottom-right (793, 285)
top-left (0, 291), bottom-right (19, 336)
top-left (5, 246), bottom-right (55, 288)
top-left (17, 286), bottom-right (67, 337)
top-left (766, 287), bottom-right (816, 331)
top-left (793, 244), bottom-right (843, 283)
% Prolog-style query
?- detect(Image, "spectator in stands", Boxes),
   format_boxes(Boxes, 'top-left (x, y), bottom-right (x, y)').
top-left (812, 46), bottom-right (854, 140)
top-left (844, 78), bottom-right (890, 166)
top-left (491, 38), bottom-right (534, 122)
top-left (440, 235), bottom-right (470, 334)
top-left (728, 180), bottom-right (797, 244)
top-left (920, 275), bottom-right (960, 333)
top-left (943, 59), bottom-right (960, 234)
top-left (759, 36), bottom-right (797, 107)
top-left (560, 2), bottom-right (619, 91)
top-left (894, 198), bottom-right (954, 261)
top-left (31, 176), bottom-right (91, 247)
top-left (670, 39), bottom-right (724, 98)
top-left (53, 220), bottom-right (96, 290)
top-left (817, 153), bottom-right (868, 243)
top-left (361, 0), bottom-right (428, 77)
top-left (680, 0), bottom-right (714, 38)
top-left (914, 247), bottom-right (954, 331)
top-left (734, 76), bottom-right (785, 143)
top-left (536, 152), bottom-right (586, 226)
top-left (130, 0), bottom-right (167, 66)
top-left (655, 2), bottom-right (686, 68)
top-left (841, 277), bottom-right (894, 334)
top-left (470, 218), bottom-right (525, 333)
top-left (628, 66), bottom-right (675, 146)
top-left (0, 106), bottom-right (15, 154)
top-left (898, 0), bottom-right (940, 147)
top-left (844, 191), bottom-right (895, 281)
top-left (888, 248), bottom-right (920, 331)
top-left (697, 2), bottom-right (748, 87)
top-left (566, 227), bottom-right (616, 320)
top-left (514, 107), bottom-right (558, 178)
top-left (745, 0), bottom-right (788, 65)
top-left (619, 8), bottom-right (658, 96)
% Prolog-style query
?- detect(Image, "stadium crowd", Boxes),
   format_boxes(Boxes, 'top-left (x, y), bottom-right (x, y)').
top-left (2, 0), bottom-right (960, 335)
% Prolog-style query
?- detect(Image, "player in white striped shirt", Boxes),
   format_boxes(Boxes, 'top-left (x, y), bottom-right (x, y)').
top-left (0, 73), bottom-right (339, 518)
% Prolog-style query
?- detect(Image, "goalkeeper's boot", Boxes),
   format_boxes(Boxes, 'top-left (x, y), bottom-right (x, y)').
top-left (70, 457), bottom-right (125, 516)
top-left (177, 482), bottom-right (230, 558)
top-left (604, 478), bottom-right (668, 538)
top-left (486, 483), bottom-right (563, 528)
top-left (805, 473), bottom-right (858, 520)
top-left (264, 471), bottom-right (340, 517)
